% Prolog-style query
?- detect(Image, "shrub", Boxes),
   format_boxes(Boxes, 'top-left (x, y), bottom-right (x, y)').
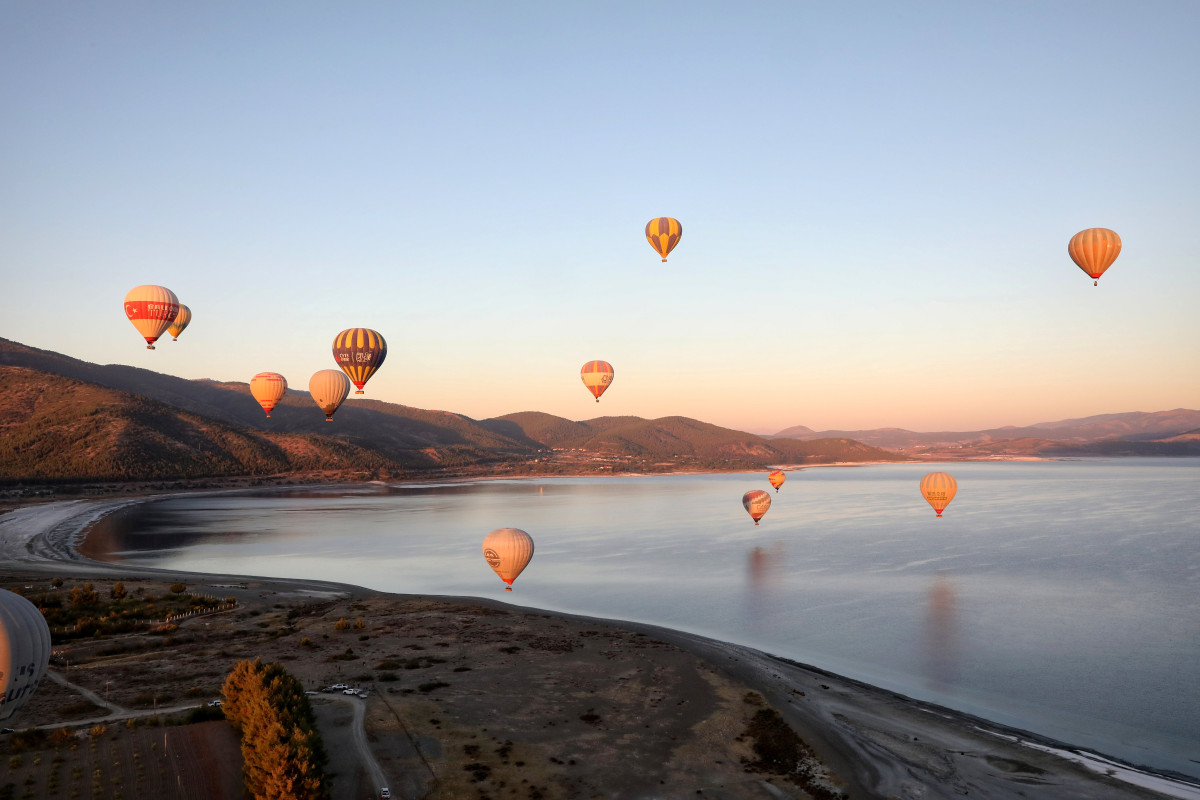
top-left (418, 682), bottom-right (450, 693)
top-left (168, 583), bottom-right (186, 594)
top-left (334, 618), bottom-right (349, 631)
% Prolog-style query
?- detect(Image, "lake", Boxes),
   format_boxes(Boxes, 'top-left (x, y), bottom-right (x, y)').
top-left (85, 458), bottom-right (1200, 780)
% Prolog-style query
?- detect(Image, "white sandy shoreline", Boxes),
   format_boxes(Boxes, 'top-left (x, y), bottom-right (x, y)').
top-left (2, 491), bottom-right (1197, 799)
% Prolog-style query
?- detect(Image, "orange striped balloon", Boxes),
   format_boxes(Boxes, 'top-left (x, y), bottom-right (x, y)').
top-left (1068, 228), bottom-right (1121, 286)
top-left (332, 328), bottom-right (387, 394)
top-left (250, 372), bottom-right (287, 418)
top-left (645, 217), bottom-right (682, 261)
top-left (308, 369), bottom-right (351, 421)
top-left (919, 472), bottom-right (958, 517)
top-left (742, 490), bottom-right (772, 525)
top-left (167, 304), bottom-right (191, 341)
top-left (123, 285), bottom-right (180, 349)
top-left (768, 470), bottom-right (786, 492)
top-left (580, 360), bottom-right (614, 402)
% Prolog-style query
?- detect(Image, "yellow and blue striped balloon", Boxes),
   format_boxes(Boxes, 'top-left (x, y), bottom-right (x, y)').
top-left (332, 328), bottom-right (387, 394)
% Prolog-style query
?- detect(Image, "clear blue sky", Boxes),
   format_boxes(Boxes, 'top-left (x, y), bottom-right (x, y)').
top-left (2, 1), bottom-right (1197, 434)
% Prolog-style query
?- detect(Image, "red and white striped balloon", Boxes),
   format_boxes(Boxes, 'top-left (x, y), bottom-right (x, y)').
top-left (250, 372), bottom-right (288, 418)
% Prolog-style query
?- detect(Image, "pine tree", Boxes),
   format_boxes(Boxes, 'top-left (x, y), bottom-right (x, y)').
top-left (222, 659), bottom-right (329, 800)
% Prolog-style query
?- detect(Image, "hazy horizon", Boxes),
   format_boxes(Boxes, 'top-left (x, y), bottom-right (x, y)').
top-left (3, 3), bottom-right (1197, 434)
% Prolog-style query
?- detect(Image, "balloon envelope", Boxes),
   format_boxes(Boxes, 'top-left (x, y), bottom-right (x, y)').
top-left (309, 370), bottom-right (351, 421)
top-left (920, 472), bottom-right (958, 517)
top-left (1068, 228), bottom-right (1121, 285)
top-left (250, 372), bottom-right (287, 418)
top-left (768, 470), bottom-right (786, 492)
top-left (167, 304), bottom-right (192, 341)
top-left (333, 328), bottom-right (387, 394)
top-left (124, 285), bottom-right (180, 349)
top-left (742, 490), bottom-right (772, 525)
top-left (645, 217), bottom-right (682, 261)
top-left (0, 590), bottom-right (51, 723)
top-left (482, 528), bottom-right (535, 591)
top-left (580, 360), bottom-right (614, 402)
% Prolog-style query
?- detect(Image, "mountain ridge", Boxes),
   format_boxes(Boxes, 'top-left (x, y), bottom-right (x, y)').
top-left (773, 408), bottom-right (1200, 451)
top-left (0, 338), bottom-right (904, 484)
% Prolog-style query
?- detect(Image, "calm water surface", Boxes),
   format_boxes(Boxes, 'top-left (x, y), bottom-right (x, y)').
top-left (89, 459), bottom-right (1200, 779)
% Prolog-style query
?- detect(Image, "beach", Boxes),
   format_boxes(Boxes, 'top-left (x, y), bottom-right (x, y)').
top-left (3, 493), bottom-right (1198, 800)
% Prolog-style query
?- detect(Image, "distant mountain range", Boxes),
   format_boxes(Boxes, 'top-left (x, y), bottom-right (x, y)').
top-left (0, 338), bottom-right (903, 484)
top-left (773, 409), bottom-right (1200, 457)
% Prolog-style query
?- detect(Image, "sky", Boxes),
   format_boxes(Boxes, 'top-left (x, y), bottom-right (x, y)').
top-left (2, 1), bottom-right (1198, 435)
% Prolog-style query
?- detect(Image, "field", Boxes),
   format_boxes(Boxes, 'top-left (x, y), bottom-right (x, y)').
top-left (0, 721), bottom-right (241, 800)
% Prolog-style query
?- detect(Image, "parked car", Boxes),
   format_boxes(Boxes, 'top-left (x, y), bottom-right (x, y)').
top-left (380, 790), bottom-right (391, 799)
top-left (330, 683), bottom-right (349, 690)
top-left (207, 700), bottom-right (223, 707)
top-left (343, 688), bottom-right (358, 695)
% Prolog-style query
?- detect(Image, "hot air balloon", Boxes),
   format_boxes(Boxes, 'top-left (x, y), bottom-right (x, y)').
top-left (768, 470), bottom-right (786, 492)
top-left (309, 369), bottom-right (351, 422)
top-left (1068, 228), bottom-right (1122, 286)
top-left (333, 328), bottom-right (387, 394)
top-left (580, 360), bottom-right (614, 402)
top-left (920, 472), bottom-right (958, 517)
top-left (123, 285), bottom-right (180, 349)
top-left (0, 589), bottom-right (51, 724)
top-left (742, 490), bottom-right (772, 525)
top-left (645, 217), bottom-right (682, 262)
top-left (167, 304), bottom-right (192, 341)
top-left (482, 528), bottom-right (535, 591)
top-left (250, 372), bottom-right (287, 418)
